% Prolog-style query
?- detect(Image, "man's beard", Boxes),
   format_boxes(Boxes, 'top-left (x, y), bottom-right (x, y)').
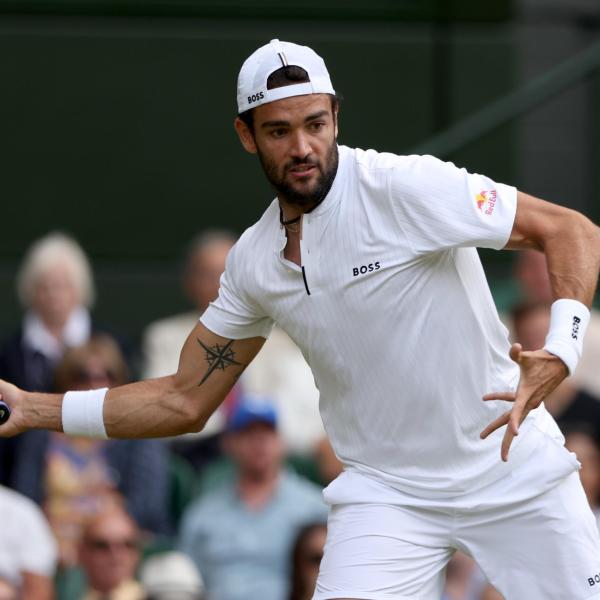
top-left (257, 140), bottom-right (339, 209)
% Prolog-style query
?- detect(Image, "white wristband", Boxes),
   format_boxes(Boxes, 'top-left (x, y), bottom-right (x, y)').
top-left (62, 388), bottom-right (109, 439)
top-left (543, 299), bottom-right (590, 375)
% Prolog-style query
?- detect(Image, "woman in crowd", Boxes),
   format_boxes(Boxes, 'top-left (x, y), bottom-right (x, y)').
top-left (10, 335), bottom-right (171, 566)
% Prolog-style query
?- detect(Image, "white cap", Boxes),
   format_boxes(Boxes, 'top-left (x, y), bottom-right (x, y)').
top-left (139, 552), bottom-right (205, 599)
top-left (237, 39), bottom-right (335, 113)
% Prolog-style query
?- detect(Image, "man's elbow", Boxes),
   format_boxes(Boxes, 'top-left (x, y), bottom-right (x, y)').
top-left (177, 399), bottom-right (211, 435)
top-left (590, 221), bottom-right (600, 260)
top-left (551, 210), bottom-right (600, 251)
top-left (163, 380), bottom-right (213, 435)
top-left (577, 212), bottom-right (600, 261)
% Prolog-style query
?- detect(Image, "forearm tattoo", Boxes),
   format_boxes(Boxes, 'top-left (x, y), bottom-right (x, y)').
top-left (197, 338), bottom-right (244, 386)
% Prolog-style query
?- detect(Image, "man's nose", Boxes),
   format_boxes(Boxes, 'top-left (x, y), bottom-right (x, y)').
top-left (289, 130), bottom-right (312, 158)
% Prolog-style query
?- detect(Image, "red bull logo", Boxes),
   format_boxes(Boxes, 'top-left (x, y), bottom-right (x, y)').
top-left (475, 189), bottom-right (497, 215)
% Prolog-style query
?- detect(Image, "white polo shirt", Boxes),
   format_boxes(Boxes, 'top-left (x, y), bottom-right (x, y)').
top-left (201, 145), bottom-right (562, 498)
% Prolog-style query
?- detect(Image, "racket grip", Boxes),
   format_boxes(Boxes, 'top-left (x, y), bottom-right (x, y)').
top-left (0, 401), bottom-right (11, 425)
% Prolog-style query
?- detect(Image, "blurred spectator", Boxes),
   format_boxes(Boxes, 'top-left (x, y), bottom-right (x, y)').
top-left (178, 396), bottom-right (328, 600)
top-left (512, 249), bottom-right (600, 396)
top-left (10, 335), bottom-right (171, 566)
top-left (243, 326), bottom-right (325, 456)
top-left (139, 552), bottom-right (205, 600)
top-left (564, 424), bottom-right (600, 529)
top-left (0, 484), bottom-right (57, 599)
top-left (0, 579), bottom-right (17, 600)
top-left (512, 301), bottom-right (600, 439)
top-left (0, 232), bottom-right (95, 393)
top-left (143, 230), bottom-right (237, 381)
top-left (289, 522), bottom-right (327, 600)
top-left (0, 232), bottom-right (128, 484)
top-left (78, 507), bottom-right (144, 600)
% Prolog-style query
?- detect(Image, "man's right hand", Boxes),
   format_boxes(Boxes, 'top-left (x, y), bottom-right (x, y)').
top-left (0, 379), bottom-right (27, 437)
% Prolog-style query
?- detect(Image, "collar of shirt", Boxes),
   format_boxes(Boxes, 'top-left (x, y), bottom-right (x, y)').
top-left (22, 306), bottom-right (92, 360)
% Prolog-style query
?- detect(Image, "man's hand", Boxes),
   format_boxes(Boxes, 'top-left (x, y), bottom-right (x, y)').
top-left (0, 379), bottom-right (28, 437)
top-left (480, 343), bottom-right (568, 462)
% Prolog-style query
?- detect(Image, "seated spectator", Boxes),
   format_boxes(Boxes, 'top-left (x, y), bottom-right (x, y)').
top-left (0, 578), bottom-right (17, 600)
top-left (78, 507), bottom-right (145, 600)
top-left (564, 424), bottom-right (600, 529)
top-left (142, 230), bottom-right (236, 381)
top-left (0, 232), bottom-right (96, 393)
top-left (289, 522), bottom-right (327, 600)
top-left (511, 301), bottom-right (600, 439)
top-left (178, 396), bottom-right (328, 600)
top-left (139, 552), bottom-right (205, 600)
top-left (11, 335), bottom-right (171, 566)
top-left (0, 484), bottom-right (57, 599)
top-left (0, 232), bottom-right (127, 484)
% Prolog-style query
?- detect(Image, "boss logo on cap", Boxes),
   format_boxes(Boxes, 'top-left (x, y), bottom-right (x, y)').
top-left (247, 92), bottom-right (265, 104)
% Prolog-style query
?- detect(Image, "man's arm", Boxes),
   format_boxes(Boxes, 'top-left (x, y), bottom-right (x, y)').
top-left (0, 322), bottom-right (265, 439)
top-left (506, 191), bottom-right (600, 305)
top-left (481, 191), bottom-right (600, 459)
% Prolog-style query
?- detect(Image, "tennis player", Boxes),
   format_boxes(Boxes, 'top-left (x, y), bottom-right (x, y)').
top-left (2, 40), bottom-right (600, 599)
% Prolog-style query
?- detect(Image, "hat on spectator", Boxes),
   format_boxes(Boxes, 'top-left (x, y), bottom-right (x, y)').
top-left (139, 551), bottom-right (205, 600)
top-left (227, 395), bottom-right (278, 432)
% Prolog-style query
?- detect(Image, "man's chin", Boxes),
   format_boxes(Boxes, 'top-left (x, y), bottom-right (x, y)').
top-left (280, 180), bottom-right (321, 206)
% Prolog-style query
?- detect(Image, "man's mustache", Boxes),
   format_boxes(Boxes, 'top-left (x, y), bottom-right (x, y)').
top-left (284, 157), bottom-right (320, 173)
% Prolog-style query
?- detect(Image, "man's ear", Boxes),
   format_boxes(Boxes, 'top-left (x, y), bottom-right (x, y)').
top-left (333, 104), bottom-right (339, 140)
top-left (234, 117), bottom-right (258, 154)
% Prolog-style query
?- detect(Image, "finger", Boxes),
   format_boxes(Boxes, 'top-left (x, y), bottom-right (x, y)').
top-left (509, 342), bottom-right (523, 364)
top-left (501, 426), bottom-right (516, 462)
top-left (480, 410), bottom-right (511, 439)
top-left (482, 392), bottom-right (516, 402)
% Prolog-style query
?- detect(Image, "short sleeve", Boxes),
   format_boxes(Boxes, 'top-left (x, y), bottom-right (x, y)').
top-left (200, 243), bottom-right (274, 340)
top-left (390, 154), bottom-right (517, 253)
top-left (19, 500), bottom-right (58, 576)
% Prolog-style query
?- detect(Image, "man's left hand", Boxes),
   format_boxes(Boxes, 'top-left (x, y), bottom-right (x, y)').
top-left (480, 343), bottom-right (568, 461)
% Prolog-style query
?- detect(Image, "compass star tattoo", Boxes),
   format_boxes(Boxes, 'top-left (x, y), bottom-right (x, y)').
top-left (197, 338), bottom-right (243, 386)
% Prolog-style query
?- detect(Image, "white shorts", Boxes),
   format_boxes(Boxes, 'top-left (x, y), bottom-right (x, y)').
top-left (314, 437), bottom-right (600, 600)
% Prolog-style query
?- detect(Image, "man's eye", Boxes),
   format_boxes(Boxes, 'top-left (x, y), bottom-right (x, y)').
top-left (311, 122), bottom-right (325, 132)
top-left (271, 129), bottom-right (287, 138)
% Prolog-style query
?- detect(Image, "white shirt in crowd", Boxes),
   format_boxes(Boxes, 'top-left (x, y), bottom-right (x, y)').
top-left (0, 485), bottom-right (57, 587)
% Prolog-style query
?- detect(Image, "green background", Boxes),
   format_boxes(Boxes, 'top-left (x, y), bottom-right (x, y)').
top-left (0, 1), bottom-right (596, 340)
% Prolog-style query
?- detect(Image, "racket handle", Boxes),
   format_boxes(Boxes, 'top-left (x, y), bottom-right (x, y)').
top-left (0, 401), bottom-right (11, 425)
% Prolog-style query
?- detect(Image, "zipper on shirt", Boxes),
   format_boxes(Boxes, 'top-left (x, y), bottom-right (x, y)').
top-left (299, 238), bottom-right (311, 296)
top-left (301, 266), bottom-right (311, 296)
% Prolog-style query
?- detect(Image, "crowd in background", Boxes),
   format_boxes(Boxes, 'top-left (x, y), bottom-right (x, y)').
top-left (0, 231), bottom-right (599, 600)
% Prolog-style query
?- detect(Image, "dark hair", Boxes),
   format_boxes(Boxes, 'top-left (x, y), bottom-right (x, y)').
top-left (53, 333), bottom-right (130, 392)
top-left (238, 65), bottom-right (339, 132)
top-left (288, 521), bottom-right (327, 600)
